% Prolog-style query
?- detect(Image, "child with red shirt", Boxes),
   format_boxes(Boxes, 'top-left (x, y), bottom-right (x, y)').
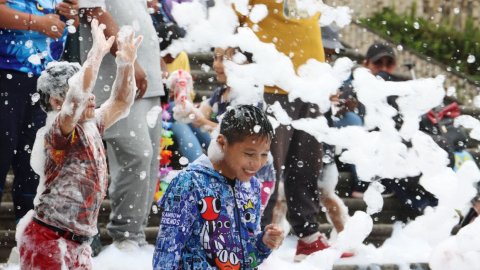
top-left (18, 19), bottom-right (142, 269)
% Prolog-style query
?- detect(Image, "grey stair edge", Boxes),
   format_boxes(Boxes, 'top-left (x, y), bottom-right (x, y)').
top-left (0, 223), bottom-right (394, 243)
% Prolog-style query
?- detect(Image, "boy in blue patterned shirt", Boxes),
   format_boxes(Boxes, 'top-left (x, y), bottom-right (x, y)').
top-left (153, 105), bottom-right (284, 270)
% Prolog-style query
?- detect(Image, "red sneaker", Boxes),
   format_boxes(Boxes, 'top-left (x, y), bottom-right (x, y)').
top-left (294, 235), bottom-right (354, 262)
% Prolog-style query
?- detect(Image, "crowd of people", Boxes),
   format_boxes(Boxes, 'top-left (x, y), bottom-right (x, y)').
top-left (0, 0), bottom-right (479, 269)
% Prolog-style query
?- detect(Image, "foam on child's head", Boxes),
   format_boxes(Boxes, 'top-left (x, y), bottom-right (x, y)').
top-left (37, 61), bottom-right (81, 112)
top-left (220, 104), bottom-right (274, 144)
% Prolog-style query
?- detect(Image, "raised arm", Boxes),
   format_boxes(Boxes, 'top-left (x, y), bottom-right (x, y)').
top-left (81, 7), bottom-right (148, 98)
top-left (98, 26), bottom-right (142, 129)
top-left (58, 19), bottom-right (114, 135)
top-left (0, 3), bottom-right (66, 39)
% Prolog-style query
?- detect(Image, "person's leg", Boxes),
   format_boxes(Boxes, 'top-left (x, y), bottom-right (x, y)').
top-left (189, 124), bottom-right (211, 149)
top-left (255, 153), bottom-right (276, 215)
top-left (318, 163), bottom-right (348, 233)
top-left (261, 94), bottom-right (294, 226)
top-left (19, 220), bottom-right (66, 269)
top-left (382, 175), bottom-right (438, 214)
top-left (170, 122), bottom-right (204, 163)
top-left (0, 70), bottom-right (20, 205)
top-left (105, 98), bottom-right (162, 245)
top-left (0, 70), bottom-right (45, 220)
top-left (333, 112), bottom-right (366, 197)
top-left (283, 100), bottom-right (323, 237)
top-left (140, 97), bottom-right (162, 246)
top-left (333, 112), bottom-right (363, 128)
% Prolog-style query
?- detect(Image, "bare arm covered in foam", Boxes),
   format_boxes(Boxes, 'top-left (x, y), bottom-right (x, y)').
top-left (98, 26), bottom-right (142, 129)
top-left (59, 19), bottom-right (114, 135)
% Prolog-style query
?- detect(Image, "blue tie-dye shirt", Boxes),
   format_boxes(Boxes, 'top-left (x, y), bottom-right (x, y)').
top-left (0, 0), bottom-right (67, 75)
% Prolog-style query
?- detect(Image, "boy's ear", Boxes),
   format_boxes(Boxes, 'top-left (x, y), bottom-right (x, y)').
top-left (49, 96), bottom-right (63, 111)
top-left (216, 134), bottom-right (227, 151)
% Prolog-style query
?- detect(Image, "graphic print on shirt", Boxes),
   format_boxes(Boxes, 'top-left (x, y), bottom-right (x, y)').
top-left (214, 249), bottom-right (241, 270)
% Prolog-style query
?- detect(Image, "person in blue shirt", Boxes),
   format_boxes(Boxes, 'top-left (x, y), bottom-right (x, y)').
top-left (0, 0), bottom-right (78, 221)
top-left (153, 104), bottom-right (284, 270)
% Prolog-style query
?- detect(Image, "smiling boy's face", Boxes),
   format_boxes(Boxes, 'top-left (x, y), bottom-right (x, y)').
top-left (217, 134), bottom-right (271, 182)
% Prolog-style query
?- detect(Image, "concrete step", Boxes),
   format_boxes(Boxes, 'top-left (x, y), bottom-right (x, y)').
top-left (0, 222), bottom-right (396, 263)
top-left (0, 195), bottom-right (411, 230)
top-left (189, 52), bottom-right (213, 71)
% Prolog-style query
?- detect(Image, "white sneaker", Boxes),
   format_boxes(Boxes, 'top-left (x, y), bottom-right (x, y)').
top-left (113, 240), bottom-right (140, 252)
top-left (7, 246), bottom-right (20, 264)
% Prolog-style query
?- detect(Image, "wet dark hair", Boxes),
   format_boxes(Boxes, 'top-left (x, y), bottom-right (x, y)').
top-left (220, 104), bottom-right (274, 144)
top-left (37, 62), bottom-right (81, 112)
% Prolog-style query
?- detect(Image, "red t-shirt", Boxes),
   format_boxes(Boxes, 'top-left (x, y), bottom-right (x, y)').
top-left (35, 114), bottom-right (108, 236)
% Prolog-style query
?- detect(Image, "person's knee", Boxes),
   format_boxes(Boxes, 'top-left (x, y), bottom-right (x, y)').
top-left (111, 141), bottom-right (155, 174)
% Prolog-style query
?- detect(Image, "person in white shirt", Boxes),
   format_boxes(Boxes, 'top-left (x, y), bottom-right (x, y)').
top-left (78, 0), bottom-right (165, 251)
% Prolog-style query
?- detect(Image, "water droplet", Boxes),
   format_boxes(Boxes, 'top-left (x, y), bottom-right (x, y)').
top-left (263, 187), bottom-right (271, 194)
top-left (24, 145), bottom-right (30, 151)
top-left (103, 85), bottom-right (111, 92)
top-left (117, 214), bottom-right (122, 220)
top-left (25, 40), bottom-right (33, 49)
top-left (51, 25), bottom-right (58, 32)
top-left (188, 113), bottom-right (196, 120)
top-left (31, 93), bottom-right (40, 103)
top-left (467, 55), bottom-right (476, 64)
top-left (297, 161), bottom-right (304, 168)
top-left (4, 100), bottom-right (8, 105)
top-left (179, 156), bottom-right (189, 165)
top-left (139, 171), bottom-right (147, 180)
top-left (129, 205), bottom-right (133, 209)
top-left (200, 64), bottom-right (211, 72)
top-left (253, 125), bottom-right (261, 133)
top-left (396, 45), bottom-right (403, 51)
top-left (143, 150), bottom-right (150, 157)
top-left (67, 25), bottom-right (76, 34)
top-left (453, 7), bottom-right (460, 14)
top-left (187, 143), bottom-right (193, 148)
top-left (130, 131), bottom-right (136, 137)
top-left (6, 74), bottom-right (12, 79)
top-left (28, 54), bottom-right (42, 65)
top-left (413, 22), bottom-right (420, 29)
top-left (124, 231), bottom-right (130, 237)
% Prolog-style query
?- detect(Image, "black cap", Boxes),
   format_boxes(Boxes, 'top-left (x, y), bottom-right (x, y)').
top-left (366, 43), bottom-right (395, 62)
